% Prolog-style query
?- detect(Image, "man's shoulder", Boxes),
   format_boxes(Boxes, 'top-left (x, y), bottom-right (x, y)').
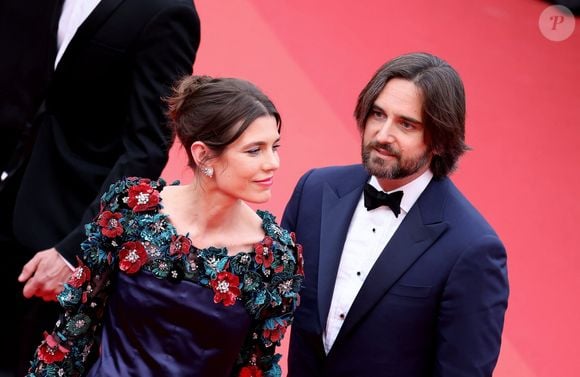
top-left (124, 0), bottom-right (195, 8)
top-left (305, 164), bottom-right (367, 182)
top-left (119, 0), bottom-right (196, 19)
top-left (292, 164), bottom-right (367, 198)
top-left (429, 178), bottom-right (500, 238)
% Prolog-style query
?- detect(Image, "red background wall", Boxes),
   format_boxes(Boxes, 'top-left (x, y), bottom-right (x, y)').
top-left (162, 1), bottom-right (580, 376)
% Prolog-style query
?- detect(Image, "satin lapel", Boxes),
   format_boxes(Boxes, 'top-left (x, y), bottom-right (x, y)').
top-left (317, 182), bottom-right (364, 328)
top-left (332, 179), bottom-right (449, 347)
top-left (54, 0), bottom-right (126, 76)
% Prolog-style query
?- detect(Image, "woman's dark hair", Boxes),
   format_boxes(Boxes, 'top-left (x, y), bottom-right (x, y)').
top-left (166, 75), bottom-right (281, 169)
top-left (354, 52), bottom-right (470, 178)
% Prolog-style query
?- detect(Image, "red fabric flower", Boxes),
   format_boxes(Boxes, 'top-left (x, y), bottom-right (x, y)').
top-left (290, 231), bottom-right (296, 242)
top-left (239, 365), bottom-right (263, 377)
top-left (67, 257), bottom-right (91, 288)
top-left (97, 210), bottom-right (123, 238)
top-left (169, 235), bottom-right (192, 256)
top-left (263, 236), bottom-right (273, 248)
top-left (254, 236), bottom-right (274, 268)
top-left (127, 182), bottom-right (160, 212)
top-left (263, 320), bottom-right (287, 342)
top-left (296, 243), bottom-right (304, 276)
top-left (37, 332), bottom-right (69, 363)
top-left (210, 271), bottom-right (241, 306)
top-left (119, 241), bottom-right (148, 274)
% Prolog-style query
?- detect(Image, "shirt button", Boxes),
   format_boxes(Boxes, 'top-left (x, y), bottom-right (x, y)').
top-left (357, 271), bottom-right (361, 276)
top-left (339, 313), bottom-right (345, 319)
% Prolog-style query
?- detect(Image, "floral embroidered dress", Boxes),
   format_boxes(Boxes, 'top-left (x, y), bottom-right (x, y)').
top-left (27, 177), bottom-right (304, 377)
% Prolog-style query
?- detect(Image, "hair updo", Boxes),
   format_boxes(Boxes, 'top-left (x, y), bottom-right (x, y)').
top-left (165, 75), bottom-right (281, 169)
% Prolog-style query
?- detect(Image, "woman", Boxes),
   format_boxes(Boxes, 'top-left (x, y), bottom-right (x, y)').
top-left (27, 76), bottom-right (304, 377)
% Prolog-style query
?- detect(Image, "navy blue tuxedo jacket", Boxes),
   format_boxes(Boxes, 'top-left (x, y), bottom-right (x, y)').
top-left (282, 164), bottom-right (509, 377)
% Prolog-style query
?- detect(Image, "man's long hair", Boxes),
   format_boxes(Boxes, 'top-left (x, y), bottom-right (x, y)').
top-left (354, 52), bottom-right (469, 178)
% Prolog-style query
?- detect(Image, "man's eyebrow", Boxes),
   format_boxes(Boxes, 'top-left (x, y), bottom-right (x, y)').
top-left (372, 104), bottom-right (422, 125)
top-left (400, 115), bottom-right (423, 125)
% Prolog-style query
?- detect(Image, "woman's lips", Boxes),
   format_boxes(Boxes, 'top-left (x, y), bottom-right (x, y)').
top-left (254, 177), bottom-right (274, 186)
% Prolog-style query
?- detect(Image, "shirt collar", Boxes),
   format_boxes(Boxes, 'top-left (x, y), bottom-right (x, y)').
top-left (367, 169), bottom-right (433, 215)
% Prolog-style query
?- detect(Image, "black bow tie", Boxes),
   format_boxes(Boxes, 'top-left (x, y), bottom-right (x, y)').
top-left (363, 183), bottom-right (404, 217)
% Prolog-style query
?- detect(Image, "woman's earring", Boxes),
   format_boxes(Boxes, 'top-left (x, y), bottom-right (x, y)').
top-left (201, 166), bottom-right (214, 177)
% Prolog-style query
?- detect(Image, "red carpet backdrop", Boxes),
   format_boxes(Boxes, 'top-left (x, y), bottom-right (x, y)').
top-left (162, 1), bottom-right (580, 376)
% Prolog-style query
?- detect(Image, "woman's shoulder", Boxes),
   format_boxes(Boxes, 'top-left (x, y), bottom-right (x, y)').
top-left (256, 209), bottom-right (304, 275)
top-left (87, 177), bottom-right (171, 254)
top-left (99, 177), bottom-right (170, 212)
top-left (257, 210), bottom-right (293, 246)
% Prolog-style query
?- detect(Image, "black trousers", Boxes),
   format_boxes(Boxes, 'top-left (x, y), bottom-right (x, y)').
top-left (0, 167), bottom-right (61, 376)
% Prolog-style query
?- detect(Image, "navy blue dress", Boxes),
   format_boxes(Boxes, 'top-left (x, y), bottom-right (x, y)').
top-left (27, 177), bottom-right (304, 377)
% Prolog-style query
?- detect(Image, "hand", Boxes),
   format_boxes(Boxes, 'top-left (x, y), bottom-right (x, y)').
top-left (18, 248), bottom-right (74, 301)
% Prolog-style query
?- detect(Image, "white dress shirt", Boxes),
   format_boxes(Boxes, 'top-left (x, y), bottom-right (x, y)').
top-left (323, 169), bottom-right (433, 353)
top-left (55, 0), bottom-right (101, 68)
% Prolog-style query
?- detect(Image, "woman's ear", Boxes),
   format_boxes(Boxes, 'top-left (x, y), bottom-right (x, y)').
top-left (190, 141), bottom-right (211, 167)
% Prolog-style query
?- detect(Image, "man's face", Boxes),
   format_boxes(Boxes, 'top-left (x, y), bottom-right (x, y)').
top-left (362, 78), bottom-right (432, 189)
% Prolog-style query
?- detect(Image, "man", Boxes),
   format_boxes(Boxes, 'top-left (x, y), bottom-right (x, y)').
top-left (0, 3), bottom-right (63, 375)
top-left (0, 0), bottom-right (60, 179)
top-left (0, 0), bottom-right (200, 374)
top-left (282, 52), bottom-right (509, 377)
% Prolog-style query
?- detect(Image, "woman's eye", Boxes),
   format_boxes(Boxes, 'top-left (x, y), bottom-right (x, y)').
top-left (273, 144), bottom-right (281, 151)
top-left (247, 148), bottom-right (260, 155)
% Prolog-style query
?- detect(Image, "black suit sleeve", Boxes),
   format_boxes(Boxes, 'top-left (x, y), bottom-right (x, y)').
top-left (56, 3), bottom-right (200, 264)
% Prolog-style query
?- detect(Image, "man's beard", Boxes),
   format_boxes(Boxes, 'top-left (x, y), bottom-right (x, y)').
top-left (362, 141), bottom-right (430, 179)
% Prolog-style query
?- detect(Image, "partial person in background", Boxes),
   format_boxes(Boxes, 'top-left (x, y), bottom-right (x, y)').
top-left (0, 0), bottom-right (61, 185)
top-left (0, 2), bottom-right (63, 374)
top-left (27, 75), bottom-right (303, 377)
top-left (283, 52), bottom-right (509, 377)
top-left (0, 0), bottom-right (200, 375)
top-left (548, 0), bottom-right (580, 15)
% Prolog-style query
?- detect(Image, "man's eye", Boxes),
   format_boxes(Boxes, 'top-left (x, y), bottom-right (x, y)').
top-left (371, 110), bottom-right (386, 120)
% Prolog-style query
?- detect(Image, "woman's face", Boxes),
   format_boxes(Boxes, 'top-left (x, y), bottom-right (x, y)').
top-left (212, 115), bottom-right (280, 204)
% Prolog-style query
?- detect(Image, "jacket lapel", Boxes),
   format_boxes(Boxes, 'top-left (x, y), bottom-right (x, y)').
top-left (317, 176), bottom-right (366, 328)
top-left (331, 178), bottom-right (449, 348)
top-left (55, 0), bottom-right (126, 76)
